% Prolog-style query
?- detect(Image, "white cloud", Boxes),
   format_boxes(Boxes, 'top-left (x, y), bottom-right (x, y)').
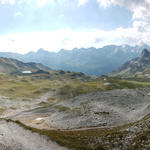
top-left (0, 0), bottom-right (15, 4)
top-left (37, 0), bottom-right (54, 8)
top-left (0, 0), bottom-right (88, 7)
top-left (97, 0), bottom-right (112, 8)
top-left (95, 0), bottom-right (150, 49)
top-left (78, 0), bottom-right (88, 6)
top-left (0, 23), bottom-right (150, 54)
top-left (0, 0), bottom-right (54, 7)
top-left (97, 0), bottom-right (150, 21)
top-left (0, 0), bottom-right (150, 53)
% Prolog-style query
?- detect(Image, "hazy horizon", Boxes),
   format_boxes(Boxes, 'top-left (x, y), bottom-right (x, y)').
top-left (0, 43), bottom-right (148, 55)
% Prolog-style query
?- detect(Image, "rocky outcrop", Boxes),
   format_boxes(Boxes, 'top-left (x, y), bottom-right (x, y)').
top-left (141, 49), bottom-right (150, 58)
top-left (114, 49), bottom-right (150, 76)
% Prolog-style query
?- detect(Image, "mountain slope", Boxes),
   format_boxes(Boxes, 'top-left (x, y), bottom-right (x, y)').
top-left (113, 49), bottom-right (150, 77)
top-left (0, 45), bottom-right (149, 76)
top-left (0, 57), bottom-right (50, 74)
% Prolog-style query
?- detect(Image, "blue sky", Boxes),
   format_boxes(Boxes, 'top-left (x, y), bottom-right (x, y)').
top-left (0, 0), bottom-right (132, 33)
top-left (0, 0), bottom-right (149, 53)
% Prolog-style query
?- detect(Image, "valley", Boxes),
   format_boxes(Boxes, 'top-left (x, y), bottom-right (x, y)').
top-left (0, 50), bottom-right (150, 149)
top-left (1, 0), bottom-right (150, 149)
top-left (0, 68), bottom-right (150, 149)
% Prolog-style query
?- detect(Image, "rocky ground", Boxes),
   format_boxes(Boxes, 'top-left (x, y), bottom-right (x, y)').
top-left (1, 88), bottom-right (150, 150)
top-left (0, 91), bottom-right (54, 118)
top-left (0, 120), bottom-right (67, 150)
top-left (8, 89), bottom-right (150, 130)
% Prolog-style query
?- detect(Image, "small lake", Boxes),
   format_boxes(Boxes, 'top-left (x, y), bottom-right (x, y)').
top-left (104, 83), bottom-right (111, 86)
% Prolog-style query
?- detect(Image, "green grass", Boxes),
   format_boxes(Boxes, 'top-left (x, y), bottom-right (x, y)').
top-left (8, 119), bottom-right (108, 150)
top-left (55, 105), bottom-right (71, 112)
top-left (0, 74), bottom-right (53, 99)
top-left (103, 77), bottom-right (150, 90)
top-left (1, 73), bottom-right (150, 100)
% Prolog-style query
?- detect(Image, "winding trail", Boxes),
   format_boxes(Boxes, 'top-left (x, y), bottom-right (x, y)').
top-left (0, 120), bottom-right (67, 150)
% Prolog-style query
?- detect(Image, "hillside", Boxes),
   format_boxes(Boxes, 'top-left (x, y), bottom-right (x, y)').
top-left (2, 47), bottom-right (150, 149)
top-left (0, 57), bottom-right (50, 74)
top-left (0, 44), bottom-right (149, 75)
top-left (1, 73), bottom-right (150, 149)
top-left (113, 49), bottom-right (150, 77)
top-left (1, 65), bottom-right (150, 149)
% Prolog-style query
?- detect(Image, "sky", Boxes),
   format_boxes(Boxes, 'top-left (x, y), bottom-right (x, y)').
top-left (0, 0), bottom-right (150, 53)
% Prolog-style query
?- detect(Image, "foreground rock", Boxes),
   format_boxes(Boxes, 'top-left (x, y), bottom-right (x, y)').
top-left (0, 120), bottom-right (67, 150)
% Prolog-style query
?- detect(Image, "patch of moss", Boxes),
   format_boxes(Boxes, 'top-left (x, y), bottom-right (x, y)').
top-left (55, 105), bottom-right (71, 112)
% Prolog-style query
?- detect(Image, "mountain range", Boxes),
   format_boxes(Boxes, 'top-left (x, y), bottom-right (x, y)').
top-left (0, 44), bottom-right (150, 76)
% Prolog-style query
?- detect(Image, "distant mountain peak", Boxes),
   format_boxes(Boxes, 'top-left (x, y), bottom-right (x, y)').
top-left (38, 48), bottom-right (44, 51)
top-left (141, 49), bottom-right (150, 58)
top-left (36, 48), bottom-right (49, 54)
top-left (37, 48), bottom-right (47, 53)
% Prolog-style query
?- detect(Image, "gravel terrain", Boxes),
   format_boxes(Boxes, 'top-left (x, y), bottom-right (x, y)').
top-left (10, 89), bottom-right (150, 129)
top-left (0, 91), bottom-right (54, 118)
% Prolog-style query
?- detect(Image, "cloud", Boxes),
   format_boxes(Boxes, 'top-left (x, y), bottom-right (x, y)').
top-left (0, 0), bottom-right (15, 4)
top-left (0, 0), bottom-right (54, 7)
top-left (97, 0), bottom-right (112, 8)
top-left (0, 0), bottom-right (89, 7)
top-left (95, 0), bottom-right (150, 48)
top-left (0, 0), bottom-right (150, 53)
top-left (36, 0), bottom-right (54, 8)
top-left (0, 24), bottom-right (150, 54)
top-left (78, 0), bottom-right (88, 6)
top-left (97, 0), bottom-right (150, 21)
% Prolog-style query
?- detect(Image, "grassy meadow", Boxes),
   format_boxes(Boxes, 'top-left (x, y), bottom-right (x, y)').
top-left (0, 71), bottom-right (150, 100)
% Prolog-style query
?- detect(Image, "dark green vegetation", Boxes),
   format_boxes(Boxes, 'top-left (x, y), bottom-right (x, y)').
top-left (0, 45), bottom-right (149, 75)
